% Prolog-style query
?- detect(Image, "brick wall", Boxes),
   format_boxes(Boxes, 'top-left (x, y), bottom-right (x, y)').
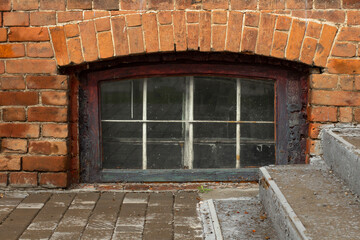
top-left (1, 0), bottom-right (360, 188)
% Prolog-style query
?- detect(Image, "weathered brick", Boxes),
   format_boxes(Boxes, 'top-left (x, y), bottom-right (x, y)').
top-left (84, 10), bottom-right (110, 19)
top-left (286, 19), bottom-right (306, 61)
top-left (0, 61), bottom-right (4, 73)
top-left (256, 14), bottom-right (277, 56)
top-left (3, 12), bottom-right (29, 26)
top-left (199, 11), bottom-right (211, 51)
top-left (0, 29), bottom-right (7, 42)
top-left (79, 21), bottom-right (98, 61)
top-left (1, 139), bottom-right (27, 153)
top-left (0, 156), bottom-right (21, 171)
top-left (332, 42), bottom-right (356, 58)
top-left (276, 16), bottom-right (291, 31)
top-left (112, 16), bottom-right (129, 56)
top-left (241, 27), bottom-right (258, 53)
top-left (286, 0), bottom-right (313, 9)
top-left (300, 37), bottom-right (317, 65)
top-left (29, 140), bottom-right (67, 155)
top-left (0, 173), bottom-right (7, 186)
top-left (94, 0), bottom-right (119, 10)
top-left (0, 76), bottom-right (25, 90)
top-left (67, 0), bottom-right (92, 9)
top-left (159, 25), bottom-right (174, 51)
top-left (212, 25), bottom-right (226, 51)
top-left (186, 11), bottom-right (198, 24)
top-left (13, 0), bottom-right (38, 10)
top-left (271, 31), bottom-right (288, 58)
top-left (143, 13), bottom-right (159, 53)
top-left (0, 44), bottom-right (25, 58)
top-left (30, 12), bottom-right (56, 26)
top-left (310, 74), bottom-right (338, 89)
top-left (173, 11), bottom-right (187, 51)
top-left (0, 92), bottom-right (38, 106)
top-left (231, 0), bottom-right (257, 10)
top-left (42, 124), bottom-right (68, 138)
top-left (308, 106), bottom-right (337, 122)
top-left (9, 172), bottom-right (37, 187)
top-left (245, 12), bottom-right (260, 27)
top-left (327, 59), bottom-right (360, 74)
top-left (26, 75), bottom-right (68, 90)
top-left (57, 11), bottom-right (83, 23)
top-left (314, 24), bottom-right (337, 67)
top-left (343, 0), bottom-right (360, 9)
top-left (28, 107), bottom-right (67, 122)
top-left (212, 10), bottom-right (227, 24)
top-left (98, 31), bottom-right (114, 59)
top-left (175, 0), bottom-right (201, 10)
top-left (95, 18), bottom-right (111, 32)
top-left (27, 42), bottom-right (54, 58)
top-left (314, 0), bottom-right (340, 9)
top-left (50, 27), bottom-right (69, 66)
top-left (67, 37), bottom-right (84, 64)
top-left (339, 107), bottom-right (353, 122)
top-left (148, 0), bottom-right (174, 10)
top-left (40, 0), bottom-right (66, 10)
top-left (128, 27), bottom-right (144, 54)
top-left (158, 12), bottom-right (173, 24)
top-left (339, 76), bottom-right (354, 90)
top-left (0, 0), bottom-right (11, 11)
top-left (23, 156), bottom-right (67, 172)
top-left (121, 0), bottom-right (143, 10)
top-left (259, 0), bottom-right (285, 10)
top-left (187, 24), bottom-right (199, 50)
top-left (226, 12), bottom-right (243, 52)
top-left (309, 123), bottom-right (323, 139)
top-left (126, 14), bottom-right (141, 27)
top-left (347, 11), bottom-right (360, 25)
top-left (3, 108), bottom-right (26, 121)
top-left (355, 76), bottom-right (360, 90)
top-left (306, 21), bottom-right (322, 38)
top-left (338, 27), bottom-right (360, 42)
top-left (41, 91), bottom-right (68, 106)
top-left (39, 172), bottom-right (67, 188)
top-left (310, 90), bottom-right (360, 106)
top-left (6, 59), bottom-right (56, 74)
top-left (65, 24), bottom-right (80, 37)
top-left (203, 0), bottom-right (228, 10)
top-left (0, 123), bottom-right (39, 138)
top-left (307, 139), bottom-right (321, 156)
top-left (9, 27), bottom-right (50, 41)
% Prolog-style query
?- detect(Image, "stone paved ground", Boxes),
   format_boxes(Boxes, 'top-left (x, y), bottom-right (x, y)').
top-left (0, 191), bottom-right (203, 240)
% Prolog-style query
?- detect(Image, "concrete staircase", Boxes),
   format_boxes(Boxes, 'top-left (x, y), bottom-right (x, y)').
top-left (259, 126), bottom-right (360, 240)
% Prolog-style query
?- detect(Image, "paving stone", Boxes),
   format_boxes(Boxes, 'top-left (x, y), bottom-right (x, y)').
top-left (19, 230), bottom-right (54, 240)
top-left (0, 193), bottom-right (26, 223)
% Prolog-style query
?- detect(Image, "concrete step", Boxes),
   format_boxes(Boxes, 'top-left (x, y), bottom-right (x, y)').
top-left (260, 165), bottom-right (360, 240)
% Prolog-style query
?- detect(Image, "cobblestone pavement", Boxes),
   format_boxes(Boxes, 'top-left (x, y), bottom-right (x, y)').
top-left (0, 191), bottom-right (203, 240)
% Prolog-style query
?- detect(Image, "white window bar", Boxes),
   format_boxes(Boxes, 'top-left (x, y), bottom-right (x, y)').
top-left (184, 76), bottom-right (194, 169)
top-left (102, 120), bottom-right (274, 124)
top-left (236, 78), bottom-right (241, 169)
top-left (142, 78), bottom-right (147, 170)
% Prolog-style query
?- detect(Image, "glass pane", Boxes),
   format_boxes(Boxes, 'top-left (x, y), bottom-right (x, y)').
top-left (102, 142), bottom-right (142, 169)
top-left (147, 123), bottom-right (184, 140)
top-left (240, 144), bottom-right (275, 168)
top-left (147, 143), bottom-right (183, 169)
top-left (194, 123), bottom-right (236, 140)
top-left (101, 79), bottom-right (143, 120)
top-left (194, 143), bottom-right (235, 168)
top-left (241, 123), bottom-right (274, 143)
top-left (102, 122), bottom-right (142, 139)
top-left (147, 77), bottom-right (185, 120)
top-left (194, 76), bottom-right (236, 120)
top-left (241, 79), bottom-right (274, 121)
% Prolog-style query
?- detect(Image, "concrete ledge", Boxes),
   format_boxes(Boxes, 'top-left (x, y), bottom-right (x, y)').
top-left (259, 167), bottom-right (309, 240)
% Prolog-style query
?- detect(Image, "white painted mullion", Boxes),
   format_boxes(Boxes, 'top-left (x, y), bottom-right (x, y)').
top-left (236, 79), bottom-right (241, 169)
top-left (188, 77), bottom-right (194, 169)
top-left (142, 79), bottom-right (147, 170)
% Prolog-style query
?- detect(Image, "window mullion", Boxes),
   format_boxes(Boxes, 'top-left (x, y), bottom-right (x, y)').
top-left (236, 78), bottom-right (241, 169)
top-left (184, 76), bottom-right (194, 169)
top-left (142, 78), bottom-right (147, 170)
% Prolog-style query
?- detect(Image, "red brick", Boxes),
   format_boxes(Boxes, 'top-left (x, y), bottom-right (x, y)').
top-left (50, 27), bottom-right (69, 66)
top-left (0, 156), bottom-right (21, 170)
top-left (67, 0), bottom-right (92, 9)
top-left (186, 11), bottom-right (198, 23)
top-left (300, 37), bottom-right (317, 65)
top-left (306, 21), bottom-right (322, 38)
top-left (276, 16), bottom-right (291, 30)
top-left (57, 11), bottom-right (83, 23)
top-left (40, 0), bottom-right (66, 10)
top-left (308, 106), bottom-right (337, 122)
top-left (28, 107), bottom-right (67, 122)
top-left (3, 12), bottom-right (29, 27)
top-left (343, 0), bottom-right (360, 9)
top-left (121, 0), bottom-right (143, 10)
top-left (286, 19), bottom-right (306, 61)
top-left (286, 0), bottom-right (313, 9)
top-left (314, 0), bottom-right (340, 9)
top-left (256, 14), bottom-right (277, 56)
top-left (42, 124), bottom-right (68, 138)
top-left (85, 10), bottom-right (110, 19)
top-left (27, 42), bottom-right (53, 58)
top-left (332, 42), bottom-right (356, 58)
top-left (1, 139), bottom-right (27, 153)
top-left (187, 24), bottom-right (199, 50)
top-left (23, 156), bottom-right (67, 172)
top-left (203, 0), bottom-right (228, 10)
top-left (175, 0), bottom-right (201, 10)
top-left (41, 91), bottom-right (68, 106)
top-left (314, 24), bottom-right (337, 67)
top-left (173, 11), bottom-right (187, 51)
top-left (310, 90), bottom-right (360, 106)
top-left (3, 108), bottom-right (26, 121)
top-left (0, 61), bottom-right (4, 73)
top-left (159, 12), bottom-right (173, 24)
top-left (245, 12), bottom-right (260, 27)
top-left (30, 12), bottom-right (56, 26)
top-left (6, 59), bottom-right (56, 74)
top-left (9, 172), bottom-right (37, 187)
top-left (212, 10), bottom-right (227, 24)
top-left (0, 44), bottom-right (25, 58)
top-left (128, 27), bottom-right (144, 54)
top-left (339, 107), bottom-right (353, 122)
top-left (0, 173), bottom-right (7, 186)
top-left (143, 13), bottom-right (159, 53)
top-left (26, 75), bottom-right (68, 90)
top-left (308, 123), bottom-right (323, 138)
top-left (304, 10), bottom-right (345, 24)
top-left (231, 0), bottom-right (257, 10)
top-left (126, 14), bottom-right (142, 27)
top-left (0, 76), bottom-right (25, 90)
top-left (9, 27), bottom-right (50, 42)
top-left (259, 0), bottom-right (285, 10)
top-left (241, 27), bottom-right (258, 53)
top-left (29, 140), bottom-right (67, 155)
top-left (95, 18), bottom-right (111, 32)
top-left (307, 139), bottom-right (321, 155)
top-left (98, 31), bottom-right (114, 59)
top-left (80, 21), bottom-right (98, 61)
top-left (0, 0), bottom-right (11, 11)
top-left (339, 76), bottom-right (354, 90)
top-left (271, 31), bottom-right (288, 58)
top-left (94, 0), bottom-right (119, 10)
top-left (310, 74), bottom-right (338, 89)
top-left (159, 25), bottom-right (174, 52)
top-left (148, 0), bottom-right (174, 10)
top-left (355, 76), bottom-right (360, 90)
top-left (212, 25), bottom-right (226, 51)
top-left (0, 92), bottom-right (38, 106)
top-left (347, 11), bottom-right (360, 25)
top-left (0, 29), bottom-right (7, 42)
top-left (0, 123), bottom-right (39, 138)
top-left (226, 12), bottom-right (243, 52)
top-left (199, 11), bottom-right (211, 51)
top-left (338, 27), bottom-right (360, 41)
top-left (112, 16), bottom-right (129, 56)
top-left (327, 59), bottom-right (360, 74)
top-left (39, 172), bottom-right (67, 188)
top-left (67, 37), bottom-right (84, 64)
top-left (65, 24), bottom-right (80, 37)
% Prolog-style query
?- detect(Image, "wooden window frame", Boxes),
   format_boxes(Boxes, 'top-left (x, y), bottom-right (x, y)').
top-left (79, 62), bottom-right (308, 183)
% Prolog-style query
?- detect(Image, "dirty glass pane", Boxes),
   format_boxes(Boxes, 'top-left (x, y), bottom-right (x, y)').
top-left (240, 144), bottom-right (275, 168)
top-left (240, 123), bottom-right (274, 143)
top-left (194, 123), bottom-right (236, 139)
top-left (241, 79), bottom-right (274, 121)
top-left (102, 143), bottom-right (142, 169)
top-left (147, 77), bottom-right (185, 120)
top-left (147, 123), bottom-right (184, 140)
top-left (194, 77), bottom-right (236, 120)
top-left (147, 143), bottom-right (183, 169)
top-left (100, 79), bottom-right (143, 120)
top-left (102, 122), bottom-right (142, 139)
top-left (193, 143), bottom-right (235, 168)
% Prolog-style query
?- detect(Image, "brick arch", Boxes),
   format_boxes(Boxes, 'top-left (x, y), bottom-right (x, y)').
top-left (49, 11), bottom-right (338, 69)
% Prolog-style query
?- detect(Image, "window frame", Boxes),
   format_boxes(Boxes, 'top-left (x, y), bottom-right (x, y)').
top-left (79, 62), bottom-right (307, 183)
